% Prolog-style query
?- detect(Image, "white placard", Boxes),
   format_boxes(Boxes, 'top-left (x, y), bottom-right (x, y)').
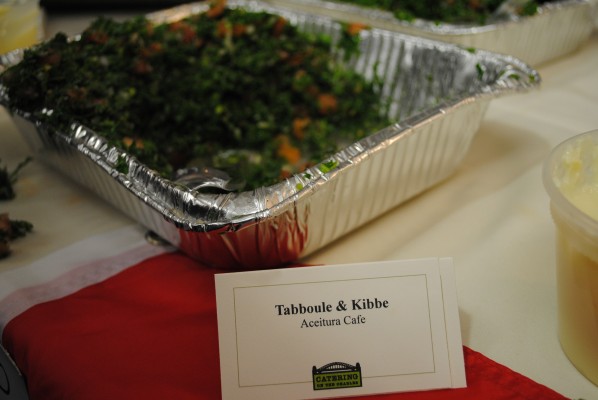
top-left (215, 258), bottom-right (465, 399)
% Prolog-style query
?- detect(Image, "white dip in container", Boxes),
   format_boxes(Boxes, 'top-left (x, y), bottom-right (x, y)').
top-left (544, 129), bottom-right (598, 386)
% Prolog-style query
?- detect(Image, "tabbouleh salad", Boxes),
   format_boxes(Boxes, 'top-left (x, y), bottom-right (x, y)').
top-left (0, 0), bottom-right (389, 192)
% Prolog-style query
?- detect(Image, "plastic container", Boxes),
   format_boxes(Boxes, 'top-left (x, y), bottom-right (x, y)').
top-left (0, 0), bottom-right (43, 54)
top-left (543, 129), bottom-right (598, 386)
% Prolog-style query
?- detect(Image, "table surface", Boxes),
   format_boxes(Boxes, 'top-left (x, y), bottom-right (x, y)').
top-left (1, 9), bottom-right (598, 400)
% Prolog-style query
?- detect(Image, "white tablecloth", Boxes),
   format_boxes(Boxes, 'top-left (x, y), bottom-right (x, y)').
top-left (1, 10), bottom-right (597, 399)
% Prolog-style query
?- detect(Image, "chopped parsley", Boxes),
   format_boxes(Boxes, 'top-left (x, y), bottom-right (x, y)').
top-left (0, 0), bottom-right (389, 192)
top-left (318, 159), bottom-right (340, 174)
top-left (476, 63), bottom-right (485, 80)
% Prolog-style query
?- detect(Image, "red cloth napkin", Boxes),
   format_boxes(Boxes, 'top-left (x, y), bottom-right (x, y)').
top-left (2, 252), bottom-right (568, 400)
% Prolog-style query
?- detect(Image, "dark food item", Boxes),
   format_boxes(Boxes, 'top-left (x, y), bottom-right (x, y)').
top-left (0, 0), bottom-right (389, 192)
top-left (0, 157), bottom-right (33, 259)
top-left (0, 157), bottom-right (32, 200)
top-left (0, 213), bottom-right (33, 259)
top-left (336, 0), bottom-right (558, 24)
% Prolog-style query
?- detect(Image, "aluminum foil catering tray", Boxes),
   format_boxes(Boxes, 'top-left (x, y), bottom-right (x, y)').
top-left (263, 0), bottom-right (597, 66)
top-left (0, 0), bottom-right (540, 269)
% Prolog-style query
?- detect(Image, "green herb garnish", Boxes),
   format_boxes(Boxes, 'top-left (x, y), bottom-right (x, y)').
top-left (476, 63), bottom-right (485, 80)
top-left (520, 1), bottom-right (539, 16)
top-left (318, 160), bottom-right (340, 174)
top-left (338, 22), bottom-right (369, 61)
top-left (115, 155), bottom-right (129, 175)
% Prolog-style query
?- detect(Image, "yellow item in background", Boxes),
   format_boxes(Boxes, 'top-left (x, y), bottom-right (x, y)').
top-left (544, 129), bottom-right (598, 387)
top-left (0, 0), bottom-right (43, 54)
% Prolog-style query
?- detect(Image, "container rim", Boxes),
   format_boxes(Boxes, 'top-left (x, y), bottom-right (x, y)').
top-left (543, 129), bottom-right (598, 237)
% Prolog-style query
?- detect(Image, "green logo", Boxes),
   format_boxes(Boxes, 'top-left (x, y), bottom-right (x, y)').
top-left (312, 362), bottom-right (362, 390)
